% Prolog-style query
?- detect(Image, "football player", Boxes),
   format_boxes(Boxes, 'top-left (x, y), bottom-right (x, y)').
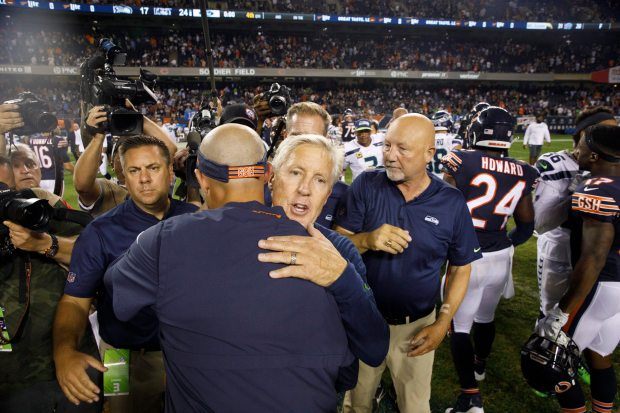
top-left (441, 107), bottom-right (538, 413)
top-left (343, 119), bottom-right (384, 182)
top-left (536, 124), bottom-right (620, 413)
top-left (428, 110), bottom-right (462, 178)
top-left (456, 102), bottom-right (490, 147)
top-left (535, 107), bottom-right (617, 319)
top-left (341, 108), bottom-right (356, 143)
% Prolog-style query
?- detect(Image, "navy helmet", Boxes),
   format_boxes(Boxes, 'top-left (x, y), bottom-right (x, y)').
top-left (521, 333), bottom-right (582, 396)
top-left (466, 106), bottom-right (516, 150)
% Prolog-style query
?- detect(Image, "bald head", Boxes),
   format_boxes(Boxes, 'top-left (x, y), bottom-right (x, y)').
top-left (392, 107), bottom-right (408, 120)
top-left (383, 114), bottom-right (435, 185)
top-left (200, 123), bottom-right (265, 165)
top-left (196, 123), bottom-right (268, 209)
top-left (389, 113), bottom-right (435, 147)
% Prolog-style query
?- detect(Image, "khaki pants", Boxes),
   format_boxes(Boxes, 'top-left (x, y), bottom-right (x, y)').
top-left (99, 340), bottom-right (165, 413)
top-left (343, 311), bottom-right (436, 413)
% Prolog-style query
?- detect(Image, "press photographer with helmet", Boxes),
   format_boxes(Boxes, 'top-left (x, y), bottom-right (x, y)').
top-left (0, 108), bottom-right (98, 412)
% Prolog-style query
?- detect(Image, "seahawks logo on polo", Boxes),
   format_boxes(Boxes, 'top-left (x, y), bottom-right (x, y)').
top-left (424, 215), bottom-right (439, 225)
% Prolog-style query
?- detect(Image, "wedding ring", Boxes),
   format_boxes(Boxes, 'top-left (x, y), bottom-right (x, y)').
top-left (290, 252), bottom-right (297, 265)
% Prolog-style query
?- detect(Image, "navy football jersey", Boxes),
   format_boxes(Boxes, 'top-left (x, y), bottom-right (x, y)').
top-left (28, 133), bottom-right (56, 182)
top-left (442, 149), bottom-right (539, 251)
top-left (341, 120), bottom-right (356, 142)
top-left (570, 176), bottom-right (620, 282)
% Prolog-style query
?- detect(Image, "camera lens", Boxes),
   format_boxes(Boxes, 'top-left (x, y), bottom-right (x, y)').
top-left (269, 96), bottom-right (286, 116)
top-left (109, 109), bottom-right (143, 135)
top-left (3, 198), bottom-right (52, 231)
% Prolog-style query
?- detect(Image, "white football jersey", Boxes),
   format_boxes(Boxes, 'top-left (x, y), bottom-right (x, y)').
top-left (343, 136), bottom-right (384, 181)
top-left (428, 132), bottom-right (461, 178)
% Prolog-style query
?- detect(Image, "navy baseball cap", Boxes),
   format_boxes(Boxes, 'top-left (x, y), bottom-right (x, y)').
top-left (355, 119), bottom-right (371, 132)
top-left (219, 104), bottom-right (258, 130)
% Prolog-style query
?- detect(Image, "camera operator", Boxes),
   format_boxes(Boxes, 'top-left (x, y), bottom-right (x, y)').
top-left (252, 83), bottom-right (292, 137)
top-left (0, 187), bottom-right (100, 413)
top-left (74, 102), bottom-right (178, 217)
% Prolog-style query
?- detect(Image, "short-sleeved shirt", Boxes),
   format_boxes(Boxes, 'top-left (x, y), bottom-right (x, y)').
top-left (341, 120), bottom-right (356, 142)
top-left (570, 176), bottom-right (620, 283)
top-left (78, 178), bottom-right (128, 218)
top-left (534, 150), bottom-right (581, 235)
top-left (427, 132), bottom-right (461, 178)
top-left (66, 198), bottom-right (197, 348)
top-left (344, 137), bottom-right (384, 181)
top-left (442, 149), bottom-right (539, 251)
top-left (104, 201), bottom-right (355, 411)
top-left (336, 171), bottom-right (481, 320)
top-left (28, 133), bottom-right (57, 192)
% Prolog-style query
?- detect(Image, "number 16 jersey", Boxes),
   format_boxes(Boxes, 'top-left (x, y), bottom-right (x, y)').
top-left (442, 149), bottom-right (539, 251)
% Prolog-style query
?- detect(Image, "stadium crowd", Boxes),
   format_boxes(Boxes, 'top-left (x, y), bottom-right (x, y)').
top-left (1, 28), bottom-right (617, 73)
top-left (70, 0), bottom-right (618, 22)
top-left (1, 81), bottom-right (617, 125)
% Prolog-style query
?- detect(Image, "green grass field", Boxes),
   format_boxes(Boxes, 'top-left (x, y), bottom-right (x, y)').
top-left (62, 135), bottom-right (618, 412)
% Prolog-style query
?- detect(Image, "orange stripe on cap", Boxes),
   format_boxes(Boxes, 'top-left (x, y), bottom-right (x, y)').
top-left (228, 165), bottom-right (266, 180)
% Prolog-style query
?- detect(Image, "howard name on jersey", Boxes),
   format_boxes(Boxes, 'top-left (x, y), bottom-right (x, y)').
top-left (442, 149), bottom-right (539, 251)
top-left (571, 176), bottom-right (620, 282)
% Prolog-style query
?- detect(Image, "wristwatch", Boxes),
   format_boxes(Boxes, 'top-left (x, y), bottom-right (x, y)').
top-left (44, 234), bottom-right (59, 258)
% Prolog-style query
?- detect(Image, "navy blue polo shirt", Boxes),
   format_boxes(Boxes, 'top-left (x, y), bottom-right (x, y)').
top-left (336, 170), bottom-right (481, 321)
top-left (104, 201), bottom-right (363, 412)
top-left (66, 198), bottom-right (198, 349)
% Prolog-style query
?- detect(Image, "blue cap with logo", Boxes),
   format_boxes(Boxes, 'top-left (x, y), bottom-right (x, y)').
top-left (355, 119), bottom-right (371, 132)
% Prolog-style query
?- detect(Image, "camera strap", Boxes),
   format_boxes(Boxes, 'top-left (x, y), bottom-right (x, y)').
top-left (0, 253), bottom-right (32, 345)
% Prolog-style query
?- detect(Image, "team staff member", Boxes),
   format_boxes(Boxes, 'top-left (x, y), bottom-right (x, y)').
top-left (261, 133), bottom-right (389, 375)
top-left (74, 103), bottom-right (178, 217)
top-left (536, 125), bottom-right (620, 413)
top-left (104, 125), bottom-right (387, 412)
top-left (336, 114), bottom-right (481, 413)
top-left (53, 135), bottom-right (197, 411)
top-left (284, 102), bottom-right (348, 228)
top-left (523, 114), bottom-right (551, 165)
top-left (343, 119), bottom-right (384, 182)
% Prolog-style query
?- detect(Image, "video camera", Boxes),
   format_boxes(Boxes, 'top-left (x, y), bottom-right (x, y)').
top-left (3, 92), bottom-right (58, 136)
top-left (80, 38), bottom-right (158, 135)
top-left (264, 83), bottom-right (292, 116)
top-left (0, 189), bottom-right (54, 258)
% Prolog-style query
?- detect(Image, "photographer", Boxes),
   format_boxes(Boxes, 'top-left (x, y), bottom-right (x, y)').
top-left (0, 103), bottom-right (24, 134)
top-left (0, 187), bottom-right (100, 413)
top-left (74, 102), bottom-right (178, 217)
top-left (252, 83), bottom-right (292, 138)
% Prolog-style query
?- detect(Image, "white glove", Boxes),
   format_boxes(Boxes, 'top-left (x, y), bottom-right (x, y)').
top-left (536, 304), bottom-right (569, 341)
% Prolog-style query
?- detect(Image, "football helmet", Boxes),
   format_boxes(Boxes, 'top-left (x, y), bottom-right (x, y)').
top-left (521, 333), bottom-right (582, 396)
top-left (431, 110), bottom-right (453, 132)
top-left (466, 106), bottom-right (516, 150)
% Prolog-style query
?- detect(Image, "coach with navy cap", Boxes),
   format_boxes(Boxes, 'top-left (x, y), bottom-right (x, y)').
top-left (105, 124), bottom-right (388, 412)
